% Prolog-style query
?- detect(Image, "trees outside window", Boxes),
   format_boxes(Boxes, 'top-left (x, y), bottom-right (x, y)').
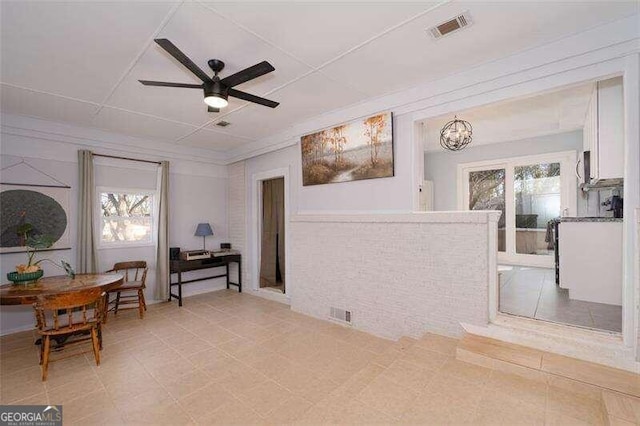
top-left (99, 191), bottom-right (154, 245)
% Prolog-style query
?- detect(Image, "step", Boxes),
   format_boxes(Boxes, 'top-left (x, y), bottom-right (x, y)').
top-left (457, 334), bottom-right (640, 399)
top-left (457, 333), bottom-right (544, 369)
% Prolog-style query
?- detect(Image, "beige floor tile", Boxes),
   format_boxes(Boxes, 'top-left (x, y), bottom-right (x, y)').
top-left (399, 344), bottom-right (450, 370)
top-left (332, 362), bottom-right (386, 397)
top-left (178, 383), bottom-right (235, 419)
top-left (356, 375), bottom-right (419, 419)
top-left (372, 347), bottom-right (402, 368)
top-left (439, 358), bottom-right (493, 385)
top-left (237, 380), bottom-right (292, 417)
top-left (547, 386), bottom-right (606, 424)
top-left (416, 332), bottom-right (459, 356)
top-left (297, 376), bottom-right (341, 403)
top-left (607, 416), bottom-right (636, 426)
top-left (199, 398), bottom-right (264, 425)
top-left (115, 386), bottom-right (174, 412)
top-left (61, 389), bottom-right (116, 424)
top-left (602, 391), bottom-right (640, 423)
top-left (402, 403), bottom-right (476, 425)
top-left (380, 358), bottom-right (437, 391)
top-left (261, 395), bottom-right (313, 424)
top-left (485, 369), bottom-right (548, 408)
top-left (124, 401), bottom-right (194, 425)
top-left (217, 365), bottom-right (269, 396)
top-left (69, 407), bottom-right (126, 426)
top-left (545, 411), bottom-right (593, 426)
top-left (421, 373), bottom-right (484, 408)
top-left (269, 364), bottom-right (318, 393)
top-left (0, 374), bottom-right (47, 404)
top-left (165, 370), bottom-right (213, 400)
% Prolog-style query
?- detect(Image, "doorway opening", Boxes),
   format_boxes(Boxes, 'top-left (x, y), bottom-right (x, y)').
top-left (259, 177), bottom-right (285, 294)
top-left (422, 77), bottom-right (625, 335)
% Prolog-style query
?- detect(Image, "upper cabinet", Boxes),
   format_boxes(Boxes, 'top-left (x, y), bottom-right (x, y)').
top-left (583, 77), bottom-right (624, 182)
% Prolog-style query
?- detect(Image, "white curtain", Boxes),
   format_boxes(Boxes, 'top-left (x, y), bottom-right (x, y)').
top-left (156, 161), bottom-right (170, 301)
top-left (77, 150), bottom-right (98, 273)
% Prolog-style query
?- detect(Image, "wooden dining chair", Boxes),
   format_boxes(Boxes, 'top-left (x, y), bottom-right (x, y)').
top-left (104, 261), bottom-right (148, 322)
top-left (33, 288), bottom-right (105, 381)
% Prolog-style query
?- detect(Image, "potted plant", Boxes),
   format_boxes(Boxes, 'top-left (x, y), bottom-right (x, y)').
top-left (7, 235), bottom-right (75, 285)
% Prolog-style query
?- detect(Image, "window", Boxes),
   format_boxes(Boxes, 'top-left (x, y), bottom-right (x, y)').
top-left (459, 151), bottom-right (577, 267)
top-left (98, 189), bottom-right (155, 247)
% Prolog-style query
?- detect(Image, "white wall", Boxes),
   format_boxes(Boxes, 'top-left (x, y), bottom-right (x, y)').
top-left (289, 212), bottom-right (499, 340)
top-left (0, 119), bottom-right (228, 335)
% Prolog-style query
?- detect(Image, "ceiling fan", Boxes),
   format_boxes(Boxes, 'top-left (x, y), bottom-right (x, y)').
top-left (139, 39), bottom-right (279, 112)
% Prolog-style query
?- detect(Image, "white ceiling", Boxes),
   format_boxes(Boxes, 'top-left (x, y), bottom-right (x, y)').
top-left (1, 1), bottom-right (637, 156)
top-left (422, 81), bottom-right (596, 151)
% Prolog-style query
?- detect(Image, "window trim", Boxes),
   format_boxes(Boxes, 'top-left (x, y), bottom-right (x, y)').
top-left (96, 186), bottom-right (158, 250)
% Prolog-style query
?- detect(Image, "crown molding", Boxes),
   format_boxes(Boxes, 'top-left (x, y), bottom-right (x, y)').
top-left (226, 13), bottom-right (640, 164)
top-left (0, 113), bottom-right (230, 165)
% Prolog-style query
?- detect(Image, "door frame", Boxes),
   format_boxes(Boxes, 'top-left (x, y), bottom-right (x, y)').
top-left (457, 150), bottom-right (578, 268)
top-left (251, 167), bottom-right (290, 301)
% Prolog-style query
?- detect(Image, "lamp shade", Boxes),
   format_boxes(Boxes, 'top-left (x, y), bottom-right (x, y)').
top-left (194, 223), bottom-right (213, 237)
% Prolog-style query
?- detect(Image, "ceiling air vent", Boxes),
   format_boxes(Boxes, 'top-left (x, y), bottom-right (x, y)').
top-left (216, 120), bottom-right (231, 127)
top-left (429, 12), bottom-right (473, 39)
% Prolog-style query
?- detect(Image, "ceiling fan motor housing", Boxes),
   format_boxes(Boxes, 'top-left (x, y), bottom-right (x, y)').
top-left (204, 79), bottom-right (228, 100)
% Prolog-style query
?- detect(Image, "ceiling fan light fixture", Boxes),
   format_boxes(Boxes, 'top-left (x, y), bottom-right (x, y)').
top-left (204, 94), bottom-right (228, 109)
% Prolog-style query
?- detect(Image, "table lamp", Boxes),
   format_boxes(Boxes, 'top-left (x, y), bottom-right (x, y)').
top-left (194, 223), bottom-right (213, 251)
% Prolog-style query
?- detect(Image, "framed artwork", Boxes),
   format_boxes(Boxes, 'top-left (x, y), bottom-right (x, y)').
top-left (300, 111), bottom-right (394, 186)
top-left (0, 184), bottom-right (71, 254)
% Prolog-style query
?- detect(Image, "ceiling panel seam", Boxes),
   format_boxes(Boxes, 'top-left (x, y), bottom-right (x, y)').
top-left (93, 0), bottom-right (184, 116)
top-left (0, 82), bottom-right (102, 109)
top-left (195, 1), bottom-right (369, 98)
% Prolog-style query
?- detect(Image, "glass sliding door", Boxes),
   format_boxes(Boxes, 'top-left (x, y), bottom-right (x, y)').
top-left (514, 163), bottom-right (560, 257)
top-left (459, 152), bottom-right (577, 267)
top-left (469, 169), bottom-right (506, 252)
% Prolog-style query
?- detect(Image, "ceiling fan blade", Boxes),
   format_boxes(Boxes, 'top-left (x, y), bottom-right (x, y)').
top-left (207, 106), bottom-right (220, 113)
top-left (139, 80), bottom-right (203, 89)
top-left (221, 61), bottom-right (275, 88)
top-left (154, 38), bottom-right (211, 83)
top-left (228, 88), bottom-right (279, 108)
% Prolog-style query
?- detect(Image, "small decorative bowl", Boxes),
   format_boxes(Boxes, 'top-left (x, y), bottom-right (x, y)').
top-left (7, 269), bottom-right (44, 284)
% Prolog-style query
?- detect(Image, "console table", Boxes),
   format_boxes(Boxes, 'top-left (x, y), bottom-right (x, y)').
top-left (169, 254), bottom-right (241, 306)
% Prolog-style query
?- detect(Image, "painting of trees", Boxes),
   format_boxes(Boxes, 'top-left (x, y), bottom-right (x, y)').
top-left (300, 112), bottom-right (394, 186)
top-left (363, 114), bottom-right (386, 166)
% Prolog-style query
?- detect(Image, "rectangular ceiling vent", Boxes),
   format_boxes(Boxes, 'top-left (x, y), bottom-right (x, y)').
top-left (429, 12), bottom-right (473, 39)
top-left (216, 120), bottom-right (231, 127)
top-left (330, 307), bottom-right (352, 324)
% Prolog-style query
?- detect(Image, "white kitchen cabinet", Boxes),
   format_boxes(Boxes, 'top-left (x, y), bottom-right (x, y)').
top-left (582, 77), bottom-right (624, 181)
top-left (558, 220), bottom-right (622, 306)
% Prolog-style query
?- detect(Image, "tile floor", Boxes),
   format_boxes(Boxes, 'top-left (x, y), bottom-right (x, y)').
top-left (499, 265), bottom-right (622, 333)
top-left (1, 290), bottom-right (607, 425)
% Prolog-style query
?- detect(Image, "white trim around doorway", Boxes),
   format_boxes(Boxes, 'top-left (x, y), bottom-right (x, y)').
top-left (251, 167), bottom-right (291, 304)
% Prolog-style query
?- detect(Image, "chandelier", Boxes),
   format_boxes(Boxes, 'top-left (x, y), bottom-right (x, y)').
top-left (440, 116), bottom-right (473, 151)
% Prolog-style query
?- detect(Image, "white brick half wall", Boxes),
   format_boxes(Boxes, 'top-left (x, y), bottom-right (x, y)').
top-left (289, 212), bottom-right (500, 340)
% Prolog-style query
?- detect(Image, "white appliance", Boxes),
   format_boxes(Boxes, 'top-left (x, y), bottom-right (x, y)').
top-left (558, 220), bottom-right (622, 306)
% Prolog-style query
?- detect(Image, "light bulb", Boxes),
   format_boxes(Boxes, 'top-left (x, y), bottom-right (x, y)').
top-left (204, 95), bottom-right (228, 108)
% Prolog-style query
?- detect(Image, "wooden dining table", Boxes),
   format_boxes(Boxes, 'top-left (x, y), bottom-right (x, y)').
top-left (0, 273), bottom-right (124, 306)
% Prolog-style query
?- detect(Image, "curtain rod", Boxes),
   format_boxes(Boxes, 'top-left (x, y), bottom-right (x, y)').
top-left (93, 153), bottom-right (161, 165)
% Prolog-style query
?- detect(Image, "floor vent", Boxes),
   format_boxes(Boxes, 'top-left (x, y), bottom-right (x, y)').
top-left (429, 12), bottom-right (472, 39)
top-left (330, 307), bottom-right (352, 324)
